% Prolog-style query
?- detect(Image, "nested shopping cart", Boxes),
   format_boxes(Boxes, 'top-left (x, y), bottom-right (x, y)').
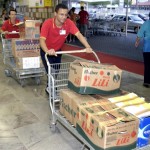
top-left (45, 50), bottom-right (100, 150)
top-left (1, 33), bottom-right (45, 86)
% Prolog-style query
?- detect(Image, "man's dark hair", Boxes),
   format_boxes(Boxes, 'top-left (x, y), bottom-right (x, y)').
top-left (72, 7), bottom-right (76, 12)
top-left (9, 9), bottom-right (17, 15)
top-left (81, 6), bottom-right (84, 10)
top-left (55, 4), bottom-right (68, 13)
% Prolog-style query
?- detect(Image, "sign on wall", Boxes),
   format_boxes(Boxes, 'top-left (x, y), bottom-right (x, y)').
top-left (29, 0), bottom-right (44, 7)
top-left (44, 0), bottom-right (52, 7)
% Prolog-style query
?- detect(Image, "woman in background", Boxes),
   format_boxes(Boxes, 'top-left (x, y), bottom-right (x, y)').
top-left (68, 7), bottom-right (80, 42)
top-left (135, 17), bottom-right (150, 88)
top-left (1, 9), bottom-right (8, 22)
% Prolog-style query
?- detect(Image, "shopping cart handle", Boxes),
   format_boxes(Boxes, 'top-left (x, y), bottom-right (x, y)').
top-left (1, 31), bottom-right (19, 35)
top-left (56, 49), bottom-right (100, 63)
top-left (45, 49), bottom-right (100, 63)
top-left (56, 49), bottom-right (86, 54)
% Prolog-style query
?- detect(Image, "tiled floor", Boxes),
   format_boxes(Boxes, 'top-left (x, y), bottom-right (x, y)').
top-left (0, 48), bottom-right (150, 150)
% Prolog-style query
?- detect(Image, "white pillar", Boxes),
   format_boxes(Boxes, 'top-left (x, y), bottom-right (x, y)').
top-left (68, 0), bottom-right (71, 9)
top-left (119, 0), bottom-right (124, 8)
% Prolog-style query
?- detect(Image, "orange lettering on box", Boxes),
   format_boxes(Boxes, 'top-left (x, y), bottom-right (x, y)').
top-left (116, 136), bottom-right (130, 145)
top-left (74, 77), bottom-right (80, 85)
top-left (92, 78), bottom-right (109, 87)
top-left (82, 121), bottom-right (94, 137)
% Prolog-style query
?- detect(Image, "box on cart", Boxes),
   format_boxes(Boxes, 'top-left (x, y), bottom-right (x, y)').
top-left (68, 60), bottom-right (122, 95)
top-left (76, 103), bottom-right (139, 150)
top-left (60, 89), bottom-right (139, 150)
top-left (60, 89), bottom-right (96, 126)
top-left (15, 56), bottom-right (43, 69)
top-left (25, 20), bottom-right (41, 39)
top-left (12, 39), bottom-right (40, 57)
top-left (108, 93), bottom-right (150, 148)
top-left (16, 20), bottom-right (41, 39)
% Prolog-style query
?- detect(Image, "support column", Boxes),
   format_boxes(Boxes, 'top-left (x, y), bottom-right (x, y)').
top-left (68, 0), bottom-right (71, 9)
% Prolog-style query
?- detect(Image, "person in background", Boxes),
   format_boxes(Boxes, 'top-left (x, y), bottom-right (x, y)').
top-left (68, 7), bottom-right (80, 42)
top-left (1, 9), bottom-right (20, 38)
top-left (1, 9), bottom-right (8, 22)
top-left (40, 3), bottom-right (93, 92)
top-left (78, 6), bottom-right (89, 38)
top-left (135, 18), bottom-right (150, 88)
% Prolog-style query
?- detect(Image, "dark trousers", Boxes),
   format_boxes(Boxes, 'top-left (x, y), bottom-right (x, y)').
top-left (40, 48), bottom-right (62, 74)
top-left (143, 52), bottom-right (150, 84)
top-left (40, 48), bottom-right (62, 87)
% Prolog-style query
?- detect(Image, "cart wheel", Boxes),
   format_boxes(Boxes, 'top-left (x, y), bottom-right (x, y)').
top-left (5, 70), bottom-right (12, 77)
top-left (81, 144), bottom-right (86, 150)
top-left (50, 122), bottom-right (57, 132)
top-left (35, 77), bottom-right (41, 85)
top-left (20, 79), bottom-right (26, 87)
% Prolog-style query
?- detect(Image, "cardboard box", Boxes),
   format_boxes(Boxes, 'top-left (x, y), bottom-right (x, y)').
top-left (60, 89), bottom-right (139, 149)
top-left (91, 90), bottom-right (129, 101)
top-left (68, 60), bottom-right (122, 95)
top-left (14, 20), bottom-right (41, 39)
top-left (12, 39), bottom-right (40, 57)
top-left (108, 94), bottom-right (150, 148)
top-left (76, 104), bottom-right (139, 150)
top-left (60, 89), bottom-right (96, 126)
top-left (25, 20), bottom-right (41, 39)
top-left (18, 23), bottom-right (25, 38)
top-left (15, 56), bottom-right (42, 69)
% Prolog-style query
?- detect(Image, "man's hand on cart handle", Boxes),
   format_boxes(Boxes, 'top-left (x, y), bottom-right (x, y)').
top-left (2, 31), bottom-right (9, 34)
top-left (47, 49), bottom-right (57, 56)
top-left (1, 31), bottom-right (19, 35)
top-left (85, 47), bottom-right (93, 53)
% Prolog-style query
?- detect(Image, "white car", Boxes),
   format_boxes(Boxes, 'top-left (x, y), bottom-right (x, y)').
top-left (109, 14), bottom-right (144, 33)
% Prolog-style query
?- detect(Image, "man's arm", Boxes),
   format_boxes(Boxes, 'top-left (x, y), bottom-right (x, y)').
top-left (0, 21), bottom-right (8, 34)
top-left (40, 37), bottom-right (48, 53)
top-left (135, 36), bottom-right (140, 48)
top-left (75, 31), bottom-right (93, 53)
top-left (40, 37), bottom-right (57, 56)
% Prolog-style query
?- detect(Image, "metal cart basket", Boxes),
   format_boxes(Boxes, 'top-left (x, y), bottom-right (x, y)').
top-left (1, 33), bottom-right (45, 86)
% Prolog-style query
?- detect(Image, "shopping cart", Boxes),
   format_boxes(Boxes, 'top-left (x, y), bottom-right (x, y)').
top-left (45, 50), bottom-right (150, 150)
top-left (45, 50), bottom-right (100, 150)
top-left (1, 33), bottom-right (45, 86)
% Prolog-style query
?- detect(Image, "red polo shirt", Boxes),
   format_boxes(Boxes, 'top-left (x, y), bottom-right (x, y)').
top-left (40, 18), bottom-right (79, 51)
top-left (1, 19), bottom-right (20, 38)
top-left (78, 10), bottom-right (89, 24)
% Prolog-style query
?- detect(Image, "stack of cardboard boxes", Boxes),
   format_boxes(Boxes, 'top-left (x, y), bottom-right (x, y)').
top-left (59, 60), bottom-right (142, 150)
top-left (12, 20), bottom-right (42, 69)
top-left (108, 93), bottom-right (150, 148)
top-left (59, 60), bottom-right (150, 149)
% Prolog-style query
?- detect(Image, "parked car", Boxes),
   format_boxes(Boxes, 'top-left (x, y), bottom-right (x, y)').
top-left (132, 13), bottom-right (149, 21)
top-left (105, 14), bottom-right (116, 21)
top-left (108, 14), bottom-right (144, 33)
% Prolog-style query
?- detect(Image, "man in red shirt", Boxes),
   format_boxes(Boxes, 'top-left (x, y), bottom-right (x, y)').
top-left (1, 9), bottom-right (20, 38)
top-left (78, 6), bottom-right (89, 38)
top-left (40, 3), bottom-right (93, 93)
